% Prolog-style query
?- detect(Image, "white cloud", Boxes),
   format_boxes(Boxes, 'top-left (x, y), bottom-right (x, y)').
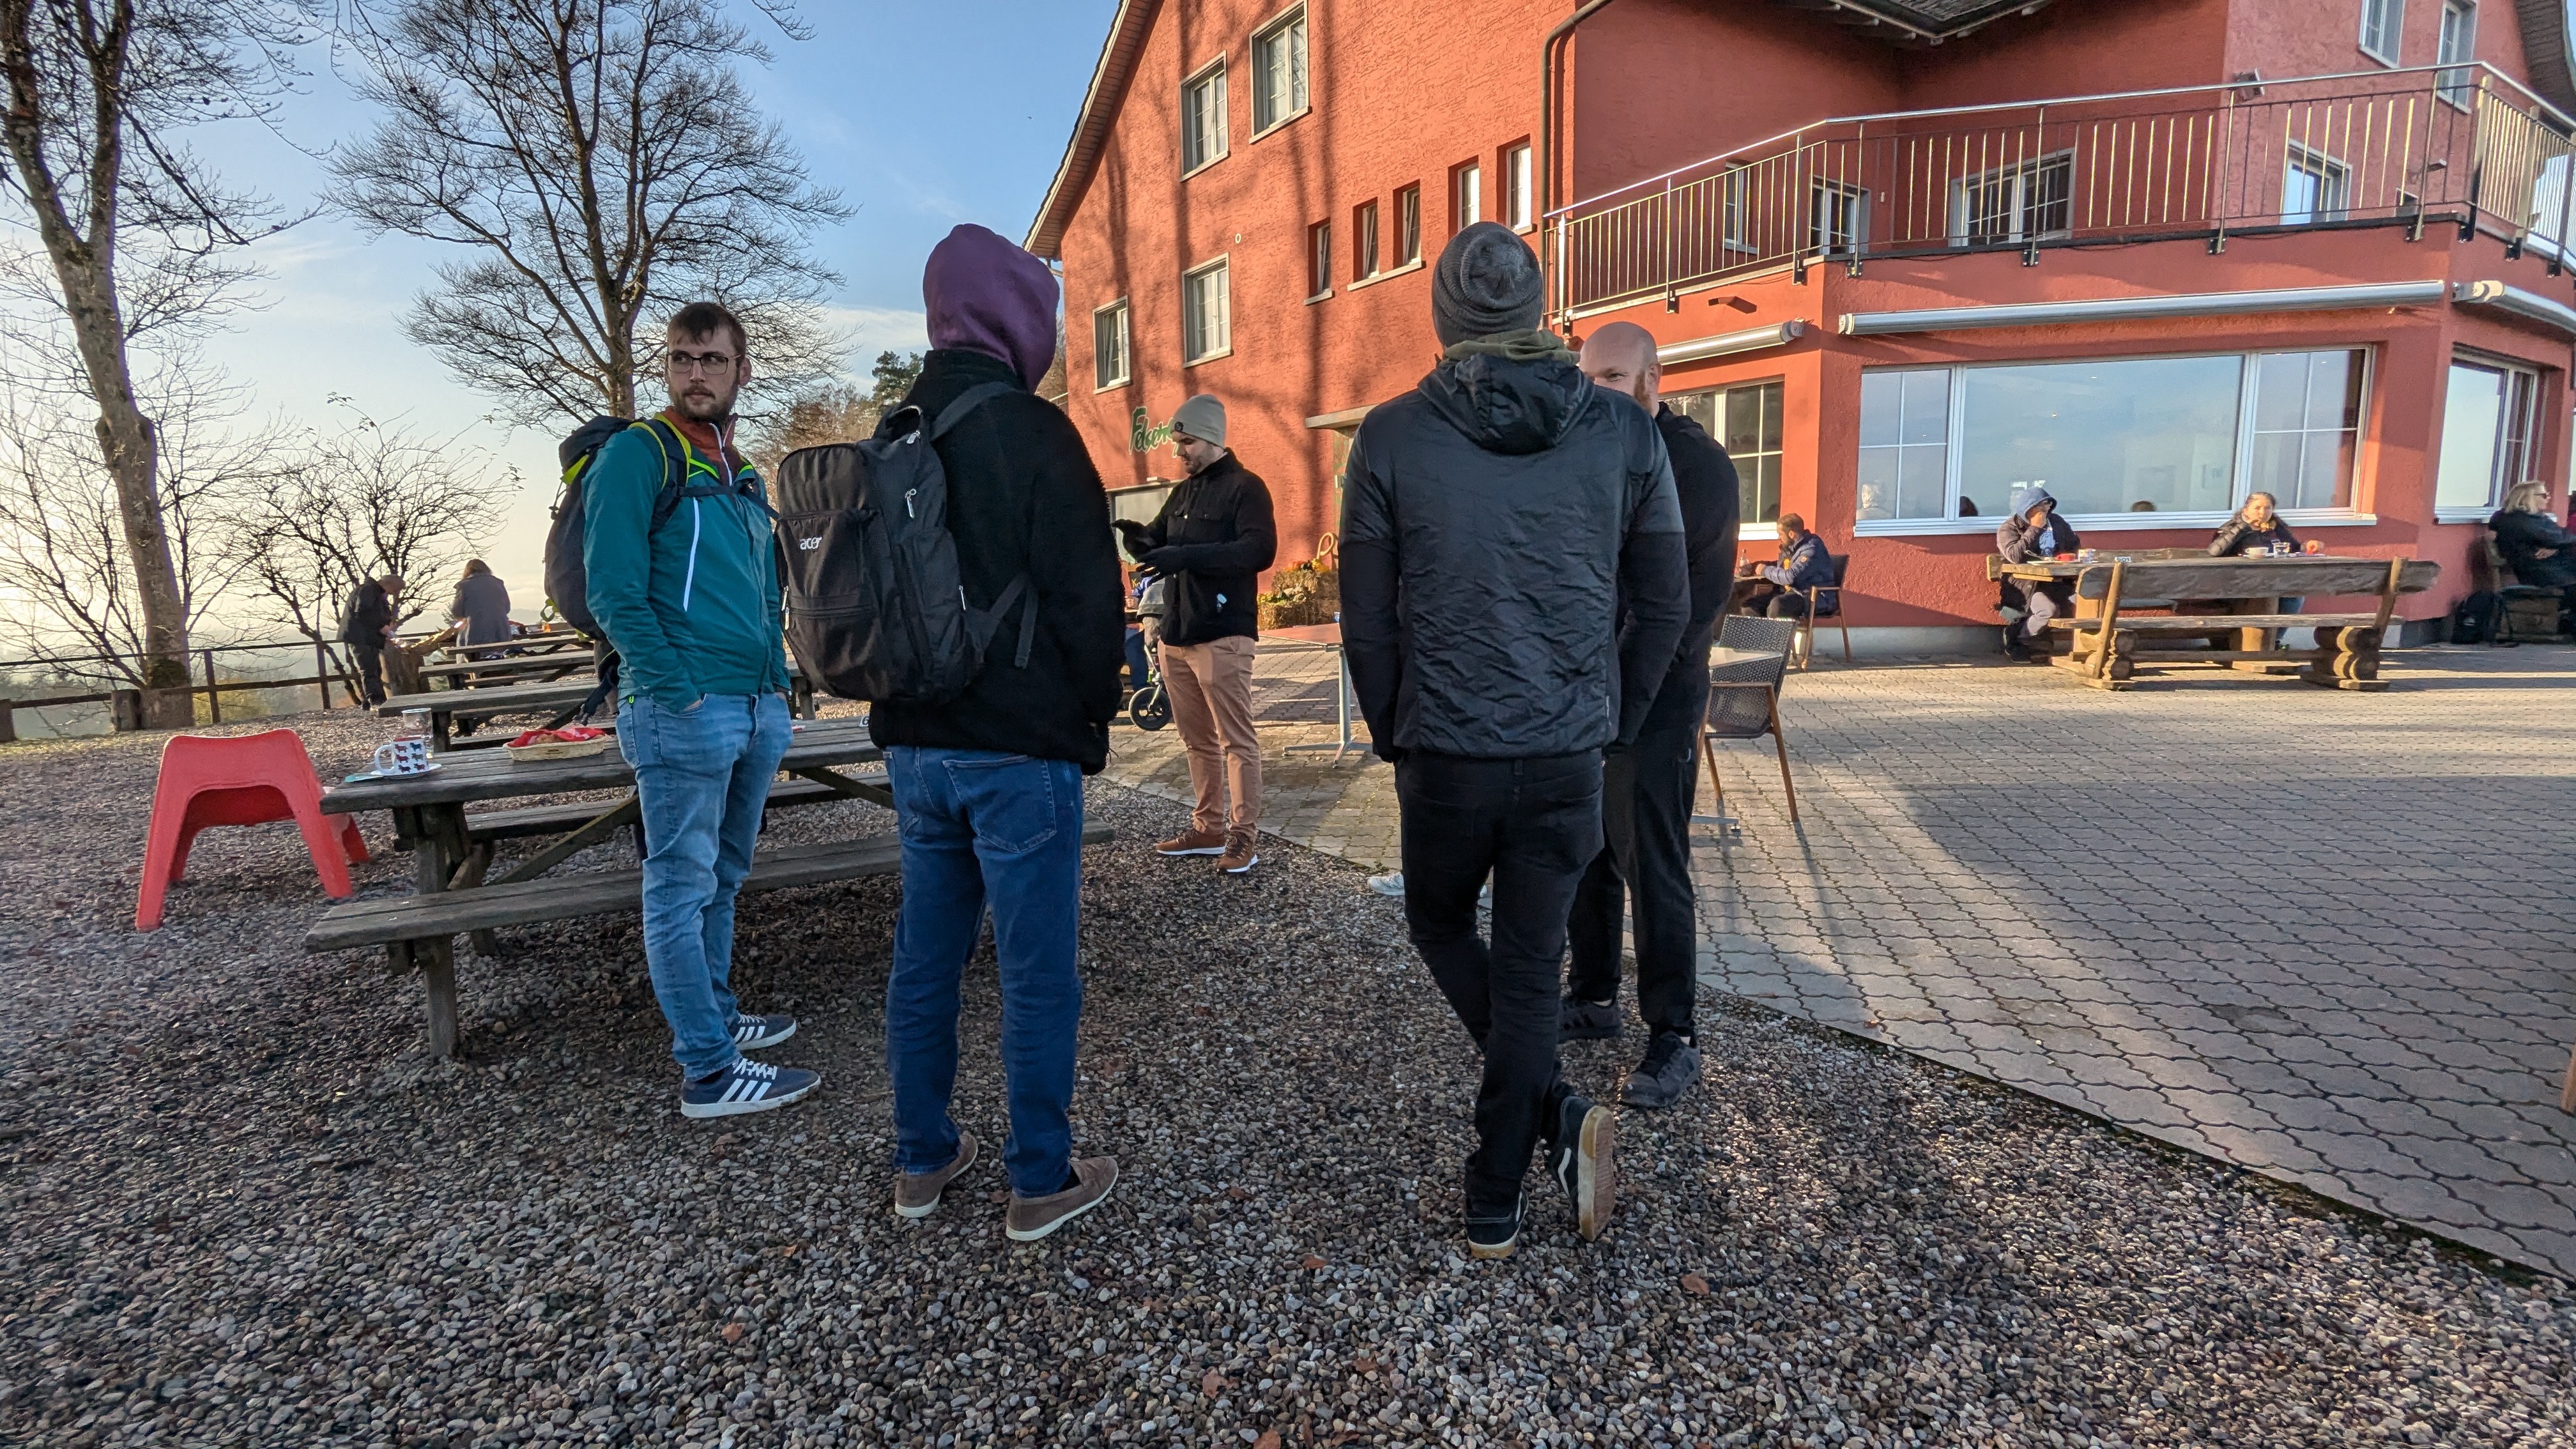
top-left (822, 304), bottom-right (931, 358)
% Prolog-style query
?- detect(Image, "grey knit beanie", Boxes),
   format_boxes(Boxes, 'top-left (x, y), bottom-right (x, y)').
top-left (1432, 222), bottom-right (1545, 346)
top-left (1169, 393), bottom-right (1226, 447)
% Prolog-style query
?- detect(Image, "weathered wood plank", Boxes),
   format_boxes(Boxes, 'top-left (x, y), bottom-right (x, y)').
top-left (2048, 613), bottom-right (2373, 632)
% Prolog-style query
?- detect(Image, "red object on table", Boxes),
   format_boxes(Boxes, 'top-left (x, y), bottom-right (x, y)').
top-left (507, 724), bottom-right (606, 748)
top-left (2053, 553), bottom-right (2078, 562)
top-left (135, 730), bottom-right (369, 930)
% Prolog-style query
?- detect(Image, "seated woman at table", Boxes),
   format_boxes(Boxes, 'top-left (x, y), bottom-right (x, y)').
top-left (2209, 492), bottom-right (2303, 557)
top-left (2491, 479), bottom-right (2576, 589)
top-left (1994, 486), bottom-right (2079, 659)
top-left (1735, 513), bottom-right (1835, 618)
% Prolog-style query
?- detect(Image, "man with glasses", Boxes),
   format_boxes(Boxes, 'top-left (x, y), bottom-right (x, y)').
top-left (583, 300), bottom-right (820, 1119)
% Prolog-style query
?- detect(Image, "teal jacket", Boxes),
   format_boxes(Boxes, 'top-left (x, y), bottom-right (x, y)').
top-left (580, 416), bottom-right (791, 707)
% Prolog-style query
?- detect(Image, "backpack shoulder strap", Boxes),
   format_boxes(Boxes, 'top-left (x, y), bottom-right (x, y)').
top-left (926, 383), bottom-right (1016, 441)
top-left (636, 418), bottom-right (693, 530)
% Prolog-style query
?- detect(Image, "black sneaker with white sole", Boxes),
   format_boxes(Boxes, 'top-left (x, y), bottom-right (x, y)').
top-left (1620, 1031), bottom-right (1702, 1110)
top-left (1559, 995), bottom-right (1621, 1041)
top-left (1545, 1090), bottom-right (1616, 1241)
top-left (730, 1013), bottom-right (797, 1051)
top-left (1466, 1195), bottom-right (1522, 1260)
top-left (679, 1058), bottom-right (820, 1119)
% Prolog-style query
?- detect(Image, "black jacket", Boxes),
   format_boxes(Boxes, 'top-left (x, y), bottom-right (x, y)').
top-left (2210, 516), bottom-right (2300, 556)
top-left (2491, 508), bottom-right (2576, 589)
top-left (1340, 350), bottom-right (1689, 760)
top-left (1639, 405), bottom-right (1741, 738)
top-left (340, 581), bottom-right (395, 646)
top-left (1126, 452), bottom-right (1276, 645)
top-left (865, 349), bottom-right (1127, 773)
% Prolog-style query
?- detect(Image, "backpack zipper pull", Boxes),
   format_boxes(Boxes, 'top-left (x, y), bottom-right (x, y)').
top-left (905, 487), bottom-right (918, 519)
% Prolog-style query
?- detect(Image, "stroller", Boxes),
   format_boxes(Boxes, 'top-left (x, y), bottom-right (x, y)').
top-left (1126, 574), bottom-right (1171, 730)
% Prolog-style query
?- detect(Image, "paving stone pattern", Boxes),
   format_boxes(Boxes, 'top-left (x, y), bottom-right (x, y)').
top-left (1102, 642), bottom-right (2576, 1279)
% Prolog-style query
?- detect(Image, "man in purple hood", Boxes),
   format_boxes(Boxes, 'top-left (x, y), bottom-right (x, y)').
top-left (872, 224), bottom-right (1129, 1243)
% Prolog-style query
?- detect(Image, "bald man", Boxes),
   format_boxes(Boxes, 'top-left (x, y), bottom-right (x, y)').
top-left (1562, 321), bottom-right (1741, 1108)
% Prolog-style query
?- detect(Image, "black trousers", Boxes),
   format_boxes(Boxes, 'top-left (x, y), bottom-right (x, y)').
top-left (350, 642), bottom-right (387, 706)
top-left (1395, 749), bottom-right (1604, 1222)
top-left (1567, 723), bottom-right (1700, 1039)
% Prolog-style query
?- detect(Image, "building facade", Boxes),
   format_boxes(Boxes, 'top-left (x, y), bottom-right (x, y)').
top-left (1029, 0), bottom-right (2576, 643)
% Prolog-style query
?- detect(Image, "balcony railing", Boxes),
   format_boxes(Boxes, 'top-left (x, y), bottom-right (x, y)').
top-left (1547, 63), bottom-right (2576, 318)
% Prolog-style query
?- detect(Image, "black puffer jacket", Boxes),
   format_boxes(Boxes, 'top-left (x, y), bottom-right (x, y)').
top-left (864, 348), bottom-right (1128, 772)
top-left (1128, 452), bottom-right (1276, 645)
top-left (1340, 351), bottom-right (1689, 760)
top-left (2492, 507), bottom-right (2576, 588)
top-left (2209, 515), bottom-right (2300, 556)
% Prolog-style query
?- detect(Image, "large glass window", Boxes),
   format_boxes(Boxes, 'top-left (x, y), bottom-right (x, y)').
top-left (1951, 154), bottom-right (2071, 245)
top-left (1252, 7), bottom-right (1308, 134)
top-left (1669, 381), bottom-right (1784, 524)
top-left (2438, 0), bottom-right (2477, 106)
top-left (1453, 162), bottom-right (1481, 233)
top-left (1855, 349), bottom-right (2370, 528)
top-left (2283, 145), bottom-right (2350, 224)
top-left (1183, 259), bottom-right (1230, 364)
top-left (2437, 358), bottom-right (2536, 515)
top-left (2360, 0), bottom-right (2403, 63)
top-left (1182, 63), bottom-right (1228, 173)
top-left (1307, 220), bottom-right (1331, 298)
top-left (1812, 180), bottom-right (1866, 254)
top-left (1505, 144), bottom-right (1533, 230)
top-left (1353, 199), bottom-right (1379, 280)
top-left (1092, 299), bottom-right (1130, 390)
top-left (1395, 185), bottom-right (1422, 266)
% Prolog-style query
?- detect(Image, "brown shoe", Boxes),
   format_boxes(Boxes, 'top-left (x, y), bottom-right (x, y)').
top-left (1214, 831), bottom-right (1259, 874)
top-left (1004, 1156), bottom-right (1119, 1241)
top-left (1155, 827), bottom-right (1227, 856)
top-left (892, 1130), bottom-right (978, 1220)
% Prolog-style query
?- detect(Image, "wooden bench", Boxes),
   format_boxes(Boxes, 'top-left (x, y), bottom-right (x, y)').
top-left (461, 776), bottom-right (853, 843)
top-left (309, 822), bottom-right (1114, 1054)
top-left (2047, 556), bottom-right (2440, 691)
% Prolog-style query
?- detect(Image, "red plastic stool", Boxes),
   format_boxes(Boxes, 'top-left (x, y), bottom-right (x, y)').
top-left (136, 730), bottom-right (369, 930)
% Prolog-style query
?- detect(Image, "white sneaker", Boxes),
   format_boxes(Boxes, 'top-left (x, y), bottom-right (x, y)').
top-left (1367, 871), bottom-right (1406, 897)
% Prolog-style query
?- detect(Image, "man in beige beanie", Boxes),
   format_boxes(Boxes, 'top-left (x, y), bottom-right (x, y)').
top-left (1116, 393), bottom-right (1276, 873)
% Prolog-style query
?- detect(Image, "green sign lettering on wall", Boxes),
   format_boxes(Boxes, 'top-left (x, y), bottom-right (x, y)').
top-left (1130, 406), bottom-right (1174, 454)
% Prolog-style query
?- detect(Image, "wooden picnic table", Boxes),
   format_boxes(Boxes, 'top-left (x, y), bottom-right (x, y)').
top-left (1990, 553), bottom-right (2439, 689)
top-left (315, 716), bottom-right (889, 1055)
top-left (379, 674), bottom-right (818, 749)
top-left (410, 652), bottom-right (595, 687)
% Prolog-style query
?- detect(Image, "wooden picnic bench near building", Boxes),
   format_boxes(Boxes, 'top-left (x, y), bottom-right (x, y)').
top-left (1989, 553), bottom-right (2440, 691)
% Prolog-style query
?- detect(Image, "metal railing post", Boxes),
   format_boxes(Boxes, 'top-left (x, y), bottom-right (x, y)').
top-left (2209, 89), bottom-right (2236, 252)
top-left (202, 648), bottom-right (219, 724)
top-left (316, 640), bottom-right (333, 710)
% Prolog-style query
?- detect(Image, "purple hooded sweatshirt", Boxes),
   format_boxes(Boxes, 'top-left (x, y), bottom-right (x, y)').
top-left (923, 224), bottom-right (1059, 390)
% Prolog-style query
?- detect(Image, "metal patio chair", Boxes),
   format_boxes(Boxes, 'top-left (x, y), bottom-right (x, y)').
top-left (1702, 615), bottom-right (1800, 826)
top-left (1789, 553), bottom-right (1853, 670)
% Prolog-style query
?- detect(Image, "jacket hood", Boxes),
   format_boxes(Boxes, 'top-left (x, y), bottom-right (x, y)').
top-left (2009, 485), bottom-right (2056, 518)
top-left (923, 224), bottom-right (1059, 390)
top-left (1416, 351), bottom-right (1595, 457)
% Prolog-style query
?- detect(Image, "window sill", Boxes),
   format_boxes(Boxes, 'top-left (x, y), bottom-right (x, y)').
top-left (1512, 222), bottom-right (1536, 236)
top-left (2434, 506), bottom-right (2498, 524)
top-left (1347, 259), bottom-right (1424, 292)
top-left (1184, 348), bottom-right (1234, 368)
top-left (2360, 45), bottom-right (2397, 67)
top-left (1305, 288), bottom-right (1332, 305)
top-left (1092, 376), bottom-right (1131, 394)
top-left (1181, 153), bottom-right (1230, 181)
top-left (1739, 522), bottom-right (1779, 542)
top-left (1852, 509), bottom-right (2379, 538)
top-left (1250, 107), bottom-right (1310, 143)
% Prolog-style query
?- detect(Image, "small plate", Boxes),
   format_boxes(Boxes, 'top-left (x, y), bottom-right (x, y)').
top-left (343, 761), bottom-right (445, 783)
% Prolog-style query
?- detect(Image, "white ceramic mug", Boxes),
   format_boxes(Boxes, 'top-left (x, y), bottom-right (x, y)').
top-left (372, 737), bottom-right (430, 775)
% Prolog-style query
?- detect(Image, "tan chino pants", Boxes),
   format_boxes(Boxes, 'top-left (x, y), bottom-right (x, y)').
top-left (1158, 635), bottom-right (1261, 836)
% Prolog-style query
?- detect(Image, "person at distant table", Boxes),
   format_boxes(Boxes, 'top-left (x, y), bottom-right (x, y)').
top-left (2208, 492), bottom-right (2304, 557)
top-left (2491, 479), bottom-right (2576, 632)
top-left (1994, 486), bottom-right (2080, 660)
top-left (1734, 513), bottom-right (1834, 618)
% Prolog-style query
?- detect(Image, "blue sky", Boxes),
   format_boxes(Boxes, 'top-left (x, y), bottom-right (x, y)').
top-left (194, 0), bottom-right (1119, 611)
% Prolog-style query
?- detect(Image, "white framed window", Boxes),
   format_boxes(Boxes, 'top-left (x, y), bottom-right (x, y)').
top-left (1183, 258), bottom-right (1230, 364)
top-left (1669, 381), bottom-right (1786, 525)
top-left (1851, 348), bottom-right (2375, 534)
top-left (1949, 153), bottom-right (2071, 245)
top-left (1505, 143), bottom-right (1533, 231)
top-left (2437, 0), bottom-right (2477, 107)
top-left (1354, 199), bottom-right (1379, 280)
top-left (2359, 0), bottom-right (2403, 63)
top-left (1395, 185), bottom-right (1422, 266)
top-left (1811, 179), bottom-right (1867, 254)
top-left (2283, 144), bottom-right (2350, 224)
top-left (1721, 165), bottom-right (1752, 251)
top-left (1307, 220), bottom-right (1331, 298)
top-left (1091, 299), bottom-right (1131, 390)
top-left (2436, 356), bottom-right (2537, 519)
top-left (1182, 60), bottom-right (1229, 174)
top-left (1453, 161), bottom-right (1482, 233)
top-left (1252, 6), bottom-right (1308, 135)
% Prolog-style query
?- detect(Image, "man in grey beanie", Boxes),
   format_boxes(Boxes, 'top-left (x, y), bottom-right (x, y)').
top-left (1340, 221), bottom-right (1690, 1258)
top-left (1117, 393), bottom-right (1276, 873)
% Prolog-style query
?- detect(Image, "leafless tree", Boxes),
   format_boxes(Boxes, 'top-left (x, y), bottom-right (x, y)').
top-left (0, 349), bottom-right (268, 684)
top-left (0, 0), bottom-right (310, 718)
top-left (743, 349), bottom-right (921, 478)
top-left (224, 402), bottom-right (512, 661)
top-left (328, 0), bottom-right (850, 431)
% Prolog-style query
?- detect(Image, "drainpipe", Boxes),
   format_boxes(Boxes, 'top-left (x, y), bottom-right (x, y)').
top-left (1539, 0), bottom-right (1625, 226)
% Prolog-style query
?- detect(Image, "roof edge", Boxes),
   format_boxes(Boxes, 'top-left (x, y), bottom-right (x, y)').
top-left (2511, 0), bottom-right (2576, 115)
top-left (1026, 0), bottom-right (1163, 261)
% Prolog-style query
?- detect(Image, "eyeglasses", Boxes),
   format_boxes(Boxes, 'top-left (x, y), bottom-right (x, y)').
top-left (668, 351), bottom-right (737, 375)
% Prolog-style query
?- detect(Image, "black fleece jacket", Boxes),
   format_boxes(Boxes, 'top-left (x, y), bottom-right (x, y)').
top-left (864, 349), bottom-right (1127, 773)
top-left (1638, 404), bottom-right (1742, 738)
top-left (1126, 452), bottom-right (1276, 645)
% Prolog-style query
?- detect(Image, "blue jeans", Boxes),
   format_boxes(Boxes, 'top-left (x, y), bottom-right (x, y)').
top-left (617, 692), bottom-right (793, 1078)
top-left (884, 746), bottom-right (1085, 1197)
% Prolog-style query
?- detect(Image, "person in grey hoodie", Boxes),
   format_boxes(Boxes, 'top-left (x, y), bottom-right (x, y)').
top-left (447, 560), bottom-right (513, 649)
top-left (1341, 222), bottom-right (1690, 1260)
top-left (1995, 485), bottom-right (2080, 659)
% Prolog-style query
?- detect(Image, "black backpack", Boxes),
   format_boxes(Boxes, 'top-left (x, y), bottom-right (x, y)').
top-left (771, 383), bottom-right (1034, 705)
top-left (2451, 590), bottom-right (2504, 645)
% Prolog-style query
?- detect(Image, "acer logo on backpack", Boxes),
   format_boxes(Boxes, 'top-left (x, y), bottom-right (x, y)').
top-left (798, 537), bottom-right (822, 550)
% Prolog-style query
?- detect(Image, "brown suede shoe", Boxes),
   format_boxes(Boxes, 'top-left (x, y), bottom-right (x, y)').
top-left (1004, 1156), bottom-right (1119, 1241)
top-left (892, 1130), bottom-right (978, 1220)
top-left (1214, 831), bottom-right (1259, 874)
top-left (1155, 827), bottom-right (1227, 856)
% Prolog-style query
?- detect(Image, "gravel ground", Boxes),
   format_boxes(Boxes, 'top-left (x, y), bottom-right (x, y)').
top-left (2, 714), bottom-right (2572, 1449)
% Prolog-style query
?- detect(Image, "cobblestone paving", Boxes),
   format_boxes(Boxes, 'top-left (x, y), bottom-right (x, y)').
top-left (1102, 641), bottom-right (2576, 1279)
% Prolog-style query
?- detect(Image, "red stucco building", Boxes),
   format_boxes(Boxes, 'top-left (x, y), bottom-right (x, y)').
top-left (1028, 0), bottom-right (2576, 647)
